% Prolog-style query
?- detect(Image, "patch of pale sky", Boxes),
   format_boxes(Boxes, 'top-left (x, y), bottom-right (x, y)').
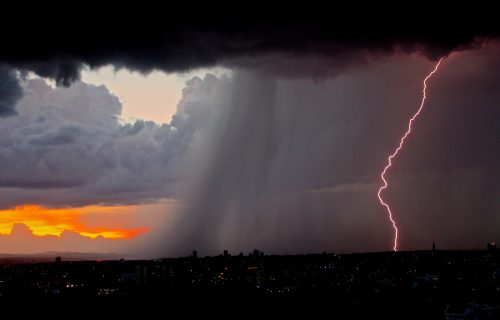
top-left (80, 65), bottom-right (231, 124)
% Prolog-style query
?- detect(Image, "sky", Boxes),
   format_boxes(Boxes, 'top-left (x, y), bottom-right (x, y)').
top-left (0, 7), bottom-right (498, 257)
top-left (80, 66), bottom-right (230, 123)
top-left (80, 67), bottom-right (183, 123)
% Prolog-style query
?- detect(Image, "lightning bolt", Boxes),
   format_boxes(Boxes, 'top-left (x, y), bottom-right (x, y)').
top-left (378, 57), bottom-right (444, 252)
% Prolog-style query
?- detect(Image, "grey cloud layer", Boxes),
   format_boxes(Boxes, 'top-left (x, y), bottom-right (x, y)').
top-left (0, 77), bottom-right (214, 208)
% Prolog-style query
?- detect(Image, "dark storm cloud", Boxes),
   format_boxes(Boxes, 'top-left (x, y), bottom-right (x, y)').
top-left (0, 5), bottom-right (498, 117)
top-left (2, 5), bottom-right (500, 85)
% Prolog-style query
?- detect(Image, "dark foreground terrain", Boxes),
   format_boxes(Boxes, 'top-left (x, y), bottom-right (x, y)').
top-left (1, 249), bottom-right (499, 318)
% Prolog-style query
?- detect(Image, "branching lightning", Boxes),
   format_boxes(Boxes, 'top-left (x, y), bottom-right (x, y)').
top-left (377, 57), bottom-right (444, 252)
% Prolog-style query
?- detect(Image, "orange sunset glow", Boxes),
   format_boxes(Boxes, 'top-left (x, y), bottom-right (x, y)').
top-left (0, 205), bottom-right (149, 239)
